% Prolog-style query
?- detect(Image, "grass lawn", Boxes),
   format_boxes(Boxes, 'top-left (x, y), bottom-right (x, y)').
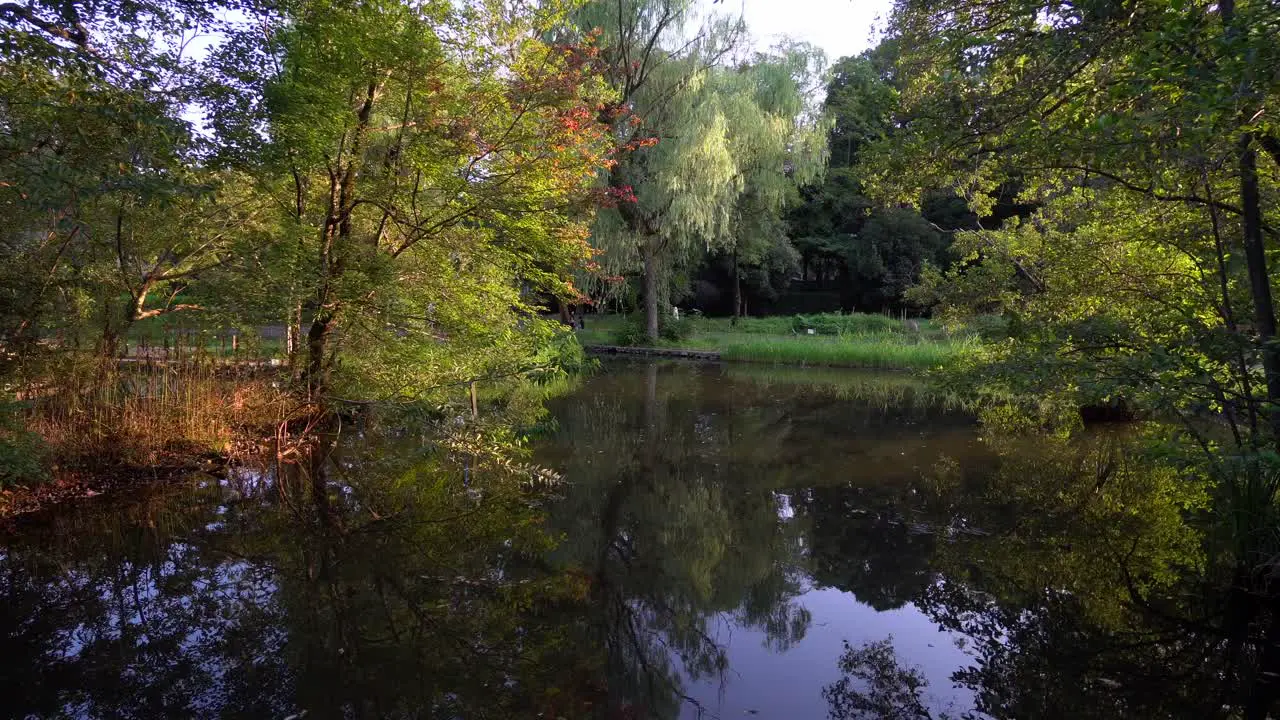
top-left (575, 313), bottom-right (980, 371)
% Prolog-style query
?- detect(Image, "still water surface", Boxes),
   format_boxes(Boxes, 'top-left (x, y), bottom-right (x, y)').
top-left (0, 360), bottom-right (1227, 718)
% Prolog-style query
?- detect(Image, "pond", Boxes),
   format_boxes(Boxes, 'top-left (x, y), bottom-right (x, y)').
top-left (0, 360), bottom-right (1259, 718)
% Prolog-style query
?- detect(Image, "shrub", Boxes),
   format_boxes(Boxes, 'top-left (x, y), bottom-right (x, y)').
top-left (789, 313), bottom-right (904, 336)
top-left (529, 331), bottom-right (595, 380)
top-left (610, 313), bottom-right (697, 346)
top-left (965, 314), bottom-right (1011, 340)
top-left (0, 402), bottom-right (47, 489)
top-left (611, 315), bottom-right (651, 346)
top-left (659, 315), bottom-right (696, 342)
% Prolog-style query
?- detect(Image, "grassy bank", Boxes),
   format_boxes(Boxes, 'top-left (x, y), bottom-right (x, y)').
top-left (575, 313), bottom-right (979, 371)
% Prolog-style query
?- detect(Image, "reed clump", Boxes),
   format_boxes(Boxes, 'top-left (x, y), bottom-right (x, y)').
top-left (18, 354), bottom-right (290, 471)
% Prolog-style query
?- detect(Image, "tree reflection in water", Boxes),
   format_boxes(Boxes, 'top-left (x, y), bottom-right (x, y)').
top-left (0, 427), bottom-right (606, 719)
top-left (5, 361), bottom-right (1280, 719)
top-left (538, 360), bottom-right (983, 716)
top-left (545, 362), bottom-right (1280, 719)
top-left (821, 415), bottom-right (1280, 719)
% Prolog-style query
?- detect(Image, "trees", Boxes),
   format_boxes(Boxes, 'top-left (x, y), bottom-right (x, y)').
top-left (579, 1), bottom-right (824, 339)
top-left (871, 4), bottom-right (1280, 711)
top-left (205, 0), bottom-right (613, 400)
top-left (788, 50), bottom-right (980, 313)
top-left (868, 0), bottom-right (1280, 436)
top-left (2, 0), bottom-right (616, 403)
top-left (0, 0), bottom-right (254, 359)
top-left (0, 0), bottom-right (633, 480)
top-left (719, 44), bottom-right (828, 320)
top-left (577, 0), bottom-right (741, 341)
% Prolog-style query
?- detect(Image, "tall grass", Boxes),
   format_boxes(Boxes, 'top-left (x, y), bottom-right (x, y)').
top-left (21, 355), bottom-right (289, 470)
top-left (698, 312), bottom-right (935, 337)
top-left (575, 312), bottom-right (980, 370)
top-left (721, 335), bottom-right (977, 370)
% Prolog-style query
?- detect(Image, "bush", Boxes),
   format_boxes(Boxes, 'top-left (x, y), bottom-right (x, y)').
top-left (789, 313), bottom-right (904, 336)
top-left (611, 315), bottom-right (650, 346)
top-left (965, 314), bottom-right (1011, 341)
top-left (610, 313), bottom-right (697, 346)
top-left (0, 402), bottom-right (46, 489)
top-left (660, 315), bottom-right (696, 342)
top-left (530, 331), bottom-right (595, 379)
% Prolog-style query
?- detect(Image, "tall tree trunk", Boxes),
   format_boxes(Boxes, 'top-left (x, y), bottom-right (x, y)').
top-left (304, 78), bottom-right (381, 401)
top-left (1238, 137), bottom-right (1280, 441)
top-left (1221, 0), bottom-right (1280, 443)
top-left (642, 241), bottom-right (659, 343)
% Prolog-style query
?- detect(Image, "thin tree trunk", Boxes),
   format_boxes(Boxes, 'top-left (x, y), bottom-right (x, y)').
top-left (732, 248), bottom-right (742, 325)
top-left (643, 241), bottom-right (659, 343)
top-left (99, 296), bottom-right (122, 360)
top-left (287, 303), bottom-right (303, 370)
top-left (306, 309), bottom-right (335, 401)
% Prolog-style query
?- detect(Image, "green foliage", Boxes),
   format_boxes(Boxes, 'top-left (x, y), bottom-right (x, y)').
top-left (788, 312), bottom-right (907, 336)
top-left (530, 330), bottom-right (595, 380)
top-left (659, 314), bottom-right (697, 342)
top-left (208, 0), bottom-right (617, 399)
top-left (609, 315), bottom-right (652, 346)
top-left (868, 0), bottom-right (1280, 623)
top-left (787, 48), bottom-right (977, 312)
top-left (0, 402), bottom-right (46, 489)
top-left (864, 0), bottom-right (1280, 425)
top-left (0, 0), bottom-right (635, 481)
top-left (609, 313), bottom-right (696, 345)
top-left (581, 2), bottom-right (828, 338)
top-left (0, 1), bottom-right (266, 357)
top-left (722, 336), bottom-right (975, 370)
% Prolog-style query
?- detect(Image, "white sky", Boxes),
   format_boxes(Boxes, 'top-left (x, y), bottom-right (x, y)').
top-left (729, 0), bottom-right (894, 63)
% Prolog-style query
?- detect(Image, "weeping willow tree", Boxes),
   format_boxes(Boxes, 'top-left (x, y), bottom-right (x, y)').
top-left (576, 0), bottom-right (827, 340)
top-left (721, 44), bottom-right (830, 319)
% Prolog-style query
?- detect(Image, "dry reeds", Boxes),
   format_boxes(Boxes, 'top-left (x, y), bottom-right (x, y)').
top-left (21, 353), bottom-right (290, 468)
